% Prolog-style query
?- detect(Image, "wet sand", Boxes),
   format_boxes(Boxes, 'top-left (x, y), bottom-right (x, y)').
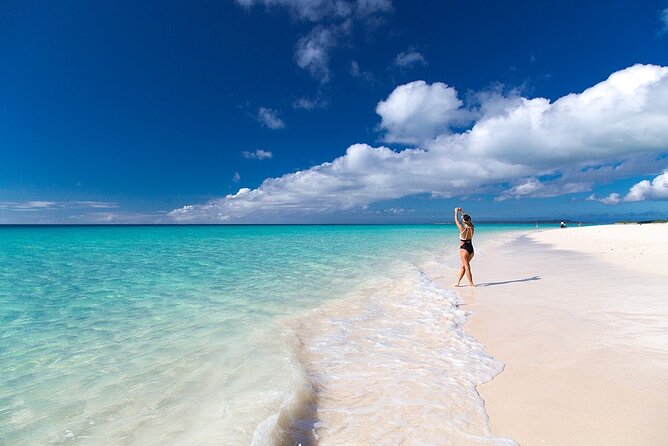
top-left (455, 224), bottom-right (668, 445)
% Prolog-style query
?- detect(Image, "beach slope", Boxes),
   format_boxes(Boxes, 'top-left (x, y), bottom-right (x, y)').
top-left (461, 223), bottom-right (668, 445)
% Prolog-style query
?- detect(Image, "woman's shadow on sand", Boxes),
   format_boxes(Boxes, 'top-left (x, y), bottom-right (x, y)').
top-left (476, 276), bottom-right (541, 287)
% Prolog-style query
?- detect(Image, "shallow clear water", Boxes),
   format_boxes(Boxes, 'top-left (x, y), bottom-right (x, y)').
top-left (0, 224), bottom-right (530, 445)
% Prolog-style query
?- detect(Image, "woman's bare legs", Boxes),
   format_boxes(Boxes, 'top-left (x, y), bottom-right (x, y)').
top-left (454, 250), bottom-right (475, 287)
top-left (455, 264), bottom-right (466, 286)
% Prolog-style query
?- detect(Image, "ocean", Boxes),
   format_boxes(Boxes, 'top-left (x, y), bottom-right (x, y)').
top-left (0, 224), bottom-right (531, 445)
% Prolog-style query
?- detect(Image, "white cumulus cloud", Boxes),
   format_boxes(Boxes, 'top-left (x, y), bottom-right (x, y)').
top-left (624, 170), bottom-right (668, 202)
top-left (170, 64), bottom-right (668, 223)
top-left (376, 80), bottom-right (471, 143)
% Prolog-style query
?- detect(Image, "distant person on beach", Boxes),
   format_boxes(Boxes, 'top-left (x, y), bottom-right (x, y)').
top-left (560, 221), bottom-right (567, 228)
top-left (454, 207), bottom-right (475, 287)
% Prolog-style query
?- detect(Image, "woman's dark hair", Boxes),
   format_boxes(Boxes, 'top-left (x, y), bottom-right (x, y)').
top-left (462, 213), bottom-right (474, 227)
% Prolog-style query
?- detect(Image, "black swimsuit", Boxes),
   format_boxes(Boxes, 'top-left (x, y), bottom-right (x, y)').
top-left (459, 227), bottom-right (474, 254)
top-left (460, 240), bottom-right (474, 254)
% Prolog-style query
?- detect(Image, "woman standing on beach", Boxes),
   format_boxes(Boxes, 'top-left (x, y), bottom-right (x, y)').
top-left (454, 207), bottom-right (475, 287)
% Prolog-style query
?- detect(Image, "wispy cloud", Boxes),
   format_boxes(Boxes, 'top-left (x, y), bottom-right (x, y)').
top-left (293, 95), bottom-right (328, 110)
top-left (74, 201), bottom-right (119, 208)
top-left (497, 178), bottom-right (590, 201)
top-left (233, 172), bottom-right (241, 182)
top-left (242, 149), bottom-right (273, 160)
top-left (0, 200), bottom-right (119, 211)
top-left (588, 193), bottom-right (622, 205)
top-left (236, 0), bottom-right (348, 22)
top-left (355, 0), bottom-right (392, 17)
top-left (349, 60), bottom-right (374, 82)
top-left (256, 107), bottom-right (285, 129)
top-left (660, 8), bottom-right (668, 34)
top-left (394, 50), bottom-right (427, 68)
top-left (295, 26), bottom-right (338, 83)
top-left (170, 64), bottom-right (668, 222)
top-left (63, 211), bottom-right (168, 224)
top-left (236, 0), bottom-right (392, 83)
top-left (235, 0), bottom-right (391, 22)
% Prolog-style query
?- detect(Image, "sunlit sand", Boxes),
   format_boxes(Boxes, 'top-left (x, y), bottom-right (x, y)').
top-left (453, 223), bottom-right (668, 445)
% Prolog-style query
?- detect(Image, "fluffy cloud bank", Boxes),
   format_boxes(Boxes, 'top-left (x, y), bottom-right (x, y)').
top-left (170, 64), bottom-right (668, 222)
top-left (625, 170), bottom-right (668, 201)
top-left (592, 170), bottom-right (668, 204)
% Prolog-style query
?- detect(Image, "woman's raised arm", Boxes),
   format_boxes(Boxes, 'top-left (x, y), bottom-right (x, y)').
top-left (454, 207), bottom-right (463, 231)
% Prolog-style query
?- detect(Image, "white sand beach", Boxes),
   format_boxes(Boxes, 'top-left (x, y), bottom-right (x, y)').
top-left (456, 223), bottom-right (668, 445)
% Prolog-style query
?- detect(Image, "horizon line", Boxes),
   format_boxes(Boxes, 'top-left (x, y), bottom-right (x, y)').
top-left (1, 219), bottom-right (655, 227)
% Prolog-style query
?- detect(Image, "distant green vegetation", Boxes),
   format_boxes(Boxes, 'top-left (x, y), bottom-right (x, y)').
top-left (615, 220), bottom-right (668, 224)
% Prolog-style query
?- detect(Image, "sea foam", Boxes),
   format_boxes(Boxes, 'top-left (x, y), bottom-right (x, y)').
top-left (255, 258), bottom-right (517, 445)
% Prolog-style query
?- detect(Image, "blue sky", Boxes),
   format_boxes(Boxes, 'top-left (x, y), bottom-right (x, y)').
top-left (1, 0), bottom-right (668, 223)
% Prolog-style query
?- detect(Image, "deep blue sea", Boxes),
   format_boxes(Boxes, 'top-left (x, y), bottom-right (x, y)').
top-left (0, 224), bottom-right (536, 445)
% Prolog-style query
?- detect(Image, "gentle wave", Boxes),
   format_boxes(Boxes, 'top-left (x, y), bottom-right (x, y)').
top-left (253, 258), bottom-right (517, 445)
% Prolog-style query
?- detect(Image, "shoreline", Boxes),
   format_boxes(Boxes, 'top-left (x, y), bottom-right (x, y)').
top-left (288, 251), bottom-right (516, 445)
top-left (455, 223), bottom-right (668, 445)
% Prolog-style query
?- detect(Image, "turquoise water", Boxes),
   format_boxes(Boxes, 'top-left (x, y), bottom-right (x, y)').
top-left (0, 224), bottom-right (530, 445)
